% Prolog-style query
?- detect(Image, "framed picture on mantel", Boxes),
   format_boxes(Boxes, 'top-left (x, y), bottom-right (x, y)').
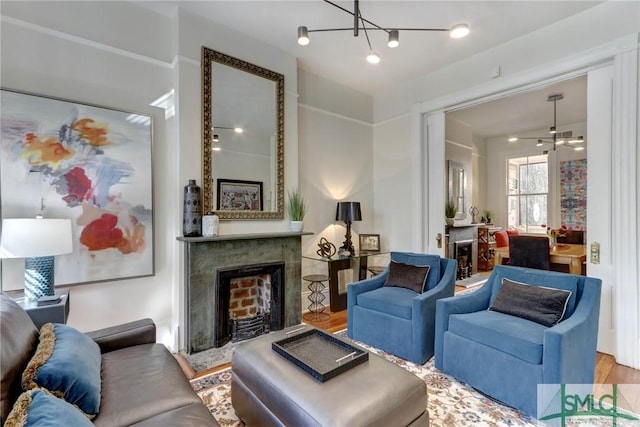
top-left (359, 234), bottom-right (380, 253)
top-left (216, 179), bottom-right (263, 211)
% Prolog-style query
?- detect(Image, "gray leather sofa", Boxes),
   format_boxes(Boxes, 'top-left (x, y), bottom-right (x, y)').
top-left (0, 293), bottom-right (219, 426)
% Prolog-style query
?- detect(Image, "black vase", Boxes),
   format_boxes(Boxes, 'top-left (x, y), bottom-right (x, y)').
top-left (183, 179), bottom-right (202, 237)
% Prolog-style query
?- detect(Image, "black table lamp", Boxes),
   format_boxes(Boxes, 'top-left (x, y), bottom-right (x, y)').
top-left (336, 201), bottom-right (361, 255)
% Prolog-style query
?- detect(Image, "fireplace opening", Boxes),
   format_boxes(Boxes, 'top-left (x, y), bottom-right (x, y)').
top-left (454, 240), bottom-right (473, 280)
top-left (215, 262), bottom-right (285, 347)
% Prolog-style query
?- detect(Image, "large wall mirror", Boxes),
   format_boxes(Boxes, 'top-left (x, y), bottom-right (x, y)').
top-left (202, 46), bottom-right (285, 220)
top-left (447, 160), bottom-right (466, 220)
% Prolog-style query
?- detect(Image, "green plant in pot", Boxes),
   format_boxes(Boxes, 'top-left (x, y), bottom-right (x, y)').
top-left (287, 188), bottom-right (307, 232)
top-left (445, 200), bottom-right (457, 226)
top-left (482, 209), bottom-right (494, 224)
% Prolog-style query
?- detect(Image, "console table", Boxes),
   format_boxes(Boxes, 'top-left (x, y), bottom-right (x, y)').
top-left (303, 252), bottom-right (389, 312)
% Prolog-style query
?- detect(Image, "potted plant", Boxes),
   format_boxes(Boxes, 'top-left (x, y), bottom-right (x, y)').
top-left (482, 209), bottom-right (494, 224)
top-left (445, 200), bottom-right (457, 226)
top-left (287, 188), bottom-right (307, 232)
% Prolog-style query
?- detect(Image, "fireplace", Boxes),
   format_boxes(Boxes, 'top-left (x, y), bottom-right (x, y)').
top-left (454, 240), bottom-right (473, 279)
top-left (446, 225), bottom-right (478, 278)
top-left (215, 262), bottom-right (284, 347)
top-left (178, 232), bottom-right (305, 353)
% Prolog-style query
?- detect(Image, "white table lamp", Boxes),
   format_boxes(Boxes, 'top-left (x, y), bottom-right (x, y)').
top-left (1, 217), bottom-right (73, 300)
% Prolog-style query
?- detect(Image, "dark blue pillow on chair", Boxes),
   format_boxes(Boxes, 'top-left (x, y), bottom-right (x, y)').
top-left (383, 261), bottom-right (431, 293)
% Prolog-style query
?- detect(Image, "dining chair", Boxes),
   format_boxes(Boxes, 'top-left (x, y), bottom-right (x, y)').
top-left (508, 235), bottom-right (550, 270)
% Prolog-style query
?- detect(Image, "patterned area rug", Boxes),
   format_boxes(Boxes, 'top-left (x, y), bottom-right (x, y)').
top-left (190, 332), bottom-right (543, 427)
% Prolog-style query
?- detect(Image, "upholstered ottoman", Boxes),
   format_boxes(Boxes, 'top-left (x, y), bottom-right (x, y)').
top-left (231, 326), bottom-right (429, 427)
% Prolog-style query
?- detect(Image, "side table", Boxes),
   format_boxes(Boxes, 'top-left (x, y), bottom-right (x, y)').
top-left (15, 291), bottom-right (70, 329)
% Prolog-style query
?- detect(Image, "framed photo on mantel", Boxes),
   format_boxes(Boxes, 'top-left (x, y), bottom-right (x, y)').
top-left (216, 179), bottom-right (263, 211)
top-left (359, 234), bottom-right (381, 253)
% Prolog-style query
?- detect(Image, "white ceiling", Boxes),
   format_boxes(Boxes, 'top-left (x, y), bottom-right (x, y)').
top-left (139, 0), bottom-right (603, 95)
top-left (139, 1), bottom-right (596, 137)
top-left (447, 75), bottom-right (588, 139)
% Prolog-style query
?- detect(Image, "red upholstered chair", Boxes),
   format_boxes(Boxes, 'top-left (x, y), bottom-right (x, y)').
top-left (494, 231), bottom-right (509, 248)
top-left (506, 229), bottom-right (520, 237)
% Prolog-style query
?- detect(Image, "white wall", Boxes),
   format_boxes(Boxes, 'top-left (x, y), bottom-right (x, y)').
top-left (0, 2), bottom-right (299, 351)
top-left (1, 1), bottom-right (176, 339)
top-left (297, 70), bottom-right (374, 286)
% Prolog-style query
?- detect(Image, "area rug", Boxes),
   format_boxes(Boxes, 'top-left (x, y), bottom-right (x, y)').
top-left (190, 332), bottom-right (543, 427)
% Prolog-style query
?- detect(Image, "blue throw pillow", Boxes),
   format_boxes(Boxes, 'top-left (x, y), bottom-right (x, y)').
top-left (22, 323), bottom-right (101, 417)
top-left (5, 389), bottom-right (93, 427)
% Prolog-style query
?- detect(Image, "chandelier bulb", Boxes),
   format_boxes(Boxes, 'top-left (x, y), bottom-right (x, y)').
top-left (213, 134), bottom-right (219, 142)
top-left (536, 140), bottom-right (544, 147)
top-left (449, 23), bottom-right (469, 39)
top-left (549, 126), bottom-right (557, 134)
top-left (297, 26), bottom-right (310, 46)
top-left (367, 51), bottom-right (381, 64)
top-left (388, 30), bottom-right (399, 48)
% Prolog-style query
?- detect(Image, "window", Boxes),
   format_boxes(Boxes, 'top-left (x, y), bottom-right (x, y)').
top-left (507, 155), bottom-right (548, 233)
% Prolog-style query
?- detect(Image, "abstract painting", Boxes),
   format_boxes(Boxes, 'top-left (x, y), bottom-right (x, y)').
top-left (560, 159), bottom-right (587, 231)
top-left (1, 89), bottom-right (153, 287)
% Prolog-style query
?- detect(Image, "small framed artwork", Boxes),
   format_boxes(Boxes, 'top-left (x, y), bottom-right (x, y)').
top-left (217, 179), bottom-right (263, 211)
top-left (359, 234), bottom-right (381, 253)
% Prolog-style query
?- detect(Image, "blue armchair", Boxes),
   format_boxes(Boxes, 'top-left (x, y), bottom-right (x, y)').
top-left (348, 252), bottom-right (456, 364)
top-left (434, 265), bottom-right (602, 417)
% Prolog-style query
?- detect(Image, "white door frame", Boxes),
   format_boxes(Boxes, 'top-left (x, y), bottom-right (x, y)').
top-left (415, 33), bottom-right (638, 367)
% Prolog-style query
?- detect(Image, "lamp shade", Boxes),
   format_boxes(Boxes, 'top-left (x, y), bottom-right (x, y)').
top-left (0, 218), bottom-right (73, 258)
top-left (336, 202), bottom-right (362, 222)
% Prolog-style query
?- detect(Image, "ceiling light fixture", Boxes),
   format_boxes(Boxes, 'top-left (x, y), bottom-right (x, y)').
top-left (297, 0), bottom-right (469, 64)
top-left (507, 94), bottom-right (585, 152)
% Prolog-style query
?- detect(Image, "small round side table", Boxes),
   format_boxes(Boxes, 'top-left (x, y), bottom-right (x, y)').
top-left (302, 274), bottom-right (331, 322)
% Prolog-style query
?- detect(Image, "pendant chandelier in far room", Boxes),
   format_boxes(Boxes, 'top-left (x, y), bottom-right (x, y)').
top-left (297, 0), bottom-right (469, 64)
top-left (507, 94), bottom-right (585, 153)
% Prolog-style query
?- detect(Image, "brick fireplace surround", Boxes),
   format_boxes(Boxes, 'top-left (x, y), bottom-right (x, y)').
top-left (178, 232), bottom-right (309, 353)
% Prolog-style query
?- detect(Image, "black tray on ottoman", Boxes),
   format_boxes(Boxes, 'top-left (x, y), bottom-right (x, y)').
top-left (272, 328), bottom-right (368, 382)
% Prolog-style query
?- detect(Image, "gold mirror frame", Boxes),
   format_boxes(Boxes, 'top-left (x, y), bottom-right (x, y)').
top-left (202, 46), bottom-right (285, 220)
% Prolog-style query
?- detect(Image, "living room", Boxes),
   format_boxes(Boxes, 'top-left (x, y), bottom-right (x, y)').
top-left (1, 1), bottom-right (639, 425)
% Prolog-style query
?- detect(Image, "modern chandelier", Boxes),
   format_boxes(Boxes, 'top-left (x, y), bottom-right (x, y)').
top-left (297, 0), bottom-right (469, 64)
top-left (507, 94), bottom-right (585, 153)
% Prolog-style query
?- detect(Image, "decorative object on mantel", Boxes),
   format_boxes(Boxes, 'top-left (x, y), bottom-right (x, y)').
top-left (297, 0), bottom-right (469, 64)
top-left (482, 209), bottom-right (494, 225)
top-left (183, 179), bottom-right (202, 237)
top-left (316, 237), bottom-right (337, 258)
top-left (469, 206), bottom-right (479, 224)
top-left (202, 211), bottom-right (219, 238)
top-left (445, 200), bottom-right (456, 226)
top-left (287, 188), bottom-right (307, 232)
top-left (0, 217), bottom-right (72, 300)
top-left (336, 201), bottom-right (362, 256)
